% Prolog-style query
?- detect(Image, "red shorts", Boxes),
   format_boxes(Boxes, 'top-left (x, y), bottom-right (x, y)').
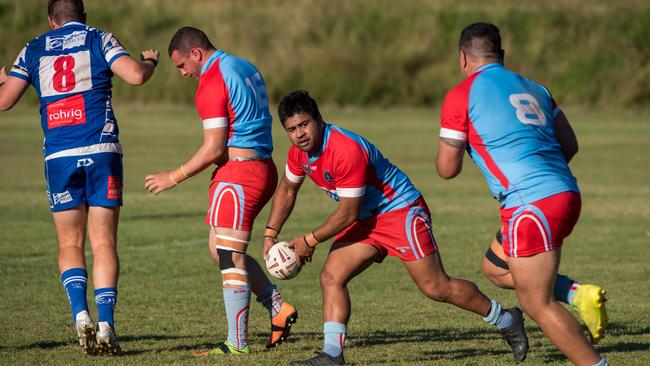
top-left (500, 191), bottom-right (581, 258)
top-left (332, 197), bottom-right (438, 262)
top-left (205, 159), bottom-right (278, 231)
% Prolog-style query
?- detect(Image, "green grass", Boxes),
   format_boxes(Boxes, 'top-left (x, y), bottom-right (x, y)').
top-left (1, 105), bottom-right (649, 365)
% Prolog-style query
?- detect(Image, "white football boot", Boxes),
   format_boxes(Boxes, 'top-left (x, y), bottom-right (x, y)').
top-left (75, 310), bottom-right (97, 355)
top-left (96, 321), bottom-right (122, 355)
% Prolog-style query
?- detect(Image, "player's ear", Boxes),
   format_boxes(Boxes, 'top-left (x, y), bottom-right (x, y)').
top-left (47, 16), bottom-right (58, 30)
top-left (190, 48), bottom-right (202, 62)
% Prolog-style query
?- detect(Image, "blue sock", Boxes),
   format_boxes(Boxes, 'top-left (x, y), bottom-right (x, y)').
top-left (94, 288), bottom-right (117, 328)
top-left (61, 268), bottom-right (88, 323)
top-left (483, 299), bottom-right (513, 330)
top-left (554, 274), bottom-right (579, 305)
top-left (257, 284), bottom-right (284, 318)
top-left (224, 285), bottom-right (251, 350)
top-left (323, 322), bottom-right (347, 357)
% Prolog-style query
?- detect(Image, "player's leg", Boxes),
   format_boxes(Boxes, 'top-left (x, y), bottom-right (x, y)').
top-left (402, 252), bottom-right (528, 363)
top-left (290, 242), bottom-right (379, 366)
top-left (509, 250), bottom-right (605, 365)
top-left (87, 206), bottom-right (121, 355)
top-left (53, 204), bottom-right (96, 354)
top-left (84, 152), bottom-right (123, 355)
top-left (398, 199), bottom-right (527, 362)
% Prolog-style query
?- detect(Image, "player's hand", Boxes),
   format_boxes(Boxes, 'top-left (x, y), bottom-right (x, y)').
top-left (263, 236), bottom-right (278, 260)
top-left (0, 66), bottom-right (7, 85)
top-left (292, 235), bottom-right (315, 265)
top-left (144, 171), bottom-right (176, 195)
top-left (140, 49), bottom-right (160, 65)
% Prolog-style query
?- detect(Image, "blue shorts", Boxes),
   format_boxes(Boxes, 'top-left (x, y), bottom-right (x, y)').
top-left (44, 152), bottom-right (123, 212)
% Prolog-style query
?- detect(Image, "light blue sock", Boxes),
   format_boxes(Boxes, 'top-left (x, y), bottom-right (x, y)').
top-left (593, 356), bottom-right (609, 366)
top-left (224, 285), bottom-right (251, 350)
top-left (257, 284), bottom-right (283, 318)
top-left (483, 299), bottom-right (513, 330)
top-left (554, 274), bottom-right (579, 305)
top-left (61, 268), bottom-right (88, 323)
top-left (323, 322), bottom-right (346, 357)
top-left (95, 287), bottom-right (117, 327)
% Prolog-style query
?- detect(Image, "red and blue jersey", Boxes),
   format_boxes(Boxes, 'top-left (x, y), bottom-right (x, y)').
top-left (10, 21), bottom-right (128, 159)
top-left (195, 50), bottom-right (272, 156)
top-left (440, 63), bottom-right (579, 209)
top-left (285, 123), bottom-right (421, 219)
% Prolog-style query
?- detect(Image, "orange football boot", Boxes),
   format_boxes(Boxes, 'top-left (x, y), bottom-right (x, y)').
top-left (266, 302), bottom-right (298, 348)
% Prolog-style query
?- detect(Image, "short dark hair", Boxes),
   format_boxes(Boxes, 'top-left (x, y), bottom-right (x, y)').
top-left (168, 26), bottom-right (216, 57)
top-left (459, 22), bottom-right (504, 61)
top-left (47, 0), bottom-right (85, 25)
top-left (278, 90), bottom-right (322, 124)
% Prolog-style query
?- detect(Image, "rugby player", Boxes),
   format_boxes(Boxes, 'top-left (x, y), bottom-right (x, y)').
top-left (265, 90), bottom-right (529, 365)
top-left (144, 26), bottom-right (297, 355)
top-left (436, 22), bottom-right (609, 366)
top-left (0, 0), bottom-right (159, 355)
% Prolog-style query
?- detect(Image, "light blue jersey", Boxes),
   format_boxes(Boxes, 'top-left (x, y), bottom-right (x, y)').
top-left (440, 63), bottom-right (579, 208)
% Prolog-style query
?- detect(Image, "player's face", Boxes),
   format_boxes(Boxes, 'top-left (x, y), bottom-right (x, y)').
top-left (171, 50), bottom-right (202, 79)
top-left (283, 112), bottom-right (324, 155)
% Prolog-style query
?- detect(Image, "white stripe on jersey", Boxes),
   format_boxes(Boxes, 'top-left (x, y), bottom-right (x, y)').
top-left (203, 117), bottom-right (228, 129)
top-left (45, 142), bottom-right (122, 161)
top-left (285, 164), bottom-right (305, 183)
top-left (439, 127), bottom-right (467, 141)
top-left (336, 187), bottom-right (365, 198)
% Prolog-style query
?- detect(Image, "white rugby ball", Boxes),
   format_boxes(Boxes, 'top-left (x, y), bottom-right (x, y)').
top-left (265, 241), bottom-right (301, 280)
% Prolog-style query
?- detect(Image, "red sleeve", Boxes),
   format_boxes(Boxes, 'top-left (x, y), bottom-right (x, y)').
top-left (195, 63), bottom-right (229, 129)
top-left (332, 139), bottom-right (367, 198)
top-left (285, 145), bottom-right (305, 183)
top-left (439, 79), bottom-right (473, 142)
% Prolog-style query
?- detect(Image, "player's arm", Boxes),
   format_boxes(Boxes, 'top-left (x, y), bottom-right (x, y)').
top-left (110, 50), bottom-right (159, 86)
top-left (436, 86), bottom-right (469, 179)
top-left (553, 109), bottom-right (578, 163)
top-left (292, 196), bottom-right (362, 264)
top-left (144, 126), bottom-right (227, 195)
top-left (263, 174), bottom-right (304, 257)
top-left (436, 137), bottom-right (466, 179)
top-left (0, 66), bottom-right (30, 111)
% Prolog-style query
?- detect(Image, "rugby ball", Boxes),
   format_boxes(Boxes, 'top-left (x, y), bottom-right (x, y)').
top-left (265, 241), bottom-right (301, 280)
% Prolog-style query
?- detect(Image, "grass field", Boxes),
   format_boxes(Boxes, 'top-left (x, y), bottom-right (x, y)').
top-left (1, 105), bottom-right (649, 365)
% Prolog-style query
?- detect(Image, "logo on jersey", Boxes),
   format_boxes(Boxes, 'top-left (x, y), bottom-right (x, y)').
top-left (324, 170), bottom-right (333, 183)
top-left (53, 191), bottom-right (73, 205)
top-left (107, 176), bottom-right (121, 200)
top-left (45, 31), bottom-right (87, 51)
top-left (46, 94), bottom-right (86, 129)
top-left (302, 163), bottom-right (312, 175)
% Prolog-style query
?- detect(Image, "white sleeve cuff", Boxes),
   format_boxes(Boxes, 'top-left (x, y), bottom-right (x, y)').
top-left (440, 127), bottom-right (467, 141)
top-left (203, 117), bottom-right (228, 129)
top-left (336, 187), bottom-right (365, 198)
top-left (285, 164), bottom-right (305, 183)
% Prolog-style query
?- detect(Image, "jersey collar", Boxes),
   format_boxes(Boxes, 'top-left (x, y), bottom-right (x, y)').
top-left (200, 50), bottom-right (224, 75)
top-left (307, 123), bottom-right (331, 162)
top-left (473, 63), bottom-right (502, 73)
top-left (61, 21), bottom-right (85, 28)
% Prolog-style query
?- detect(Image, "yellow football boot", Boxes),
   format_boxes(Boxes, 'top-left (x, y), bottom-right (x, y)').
top-left (573, 284), bottom-right (608, 344)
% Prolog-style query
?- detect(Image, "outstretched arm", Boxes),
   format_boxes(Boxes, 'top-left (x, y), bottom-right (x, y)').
top-left (553, 110), bottom-right (578, 163)
top-left (0, 67), bottom-right (29, 111)
top-left (144, 126), bottom-right (227, 195)
top-left (436, 137), bottom-right (467, 179)
top-left (110, 50), bottom-right (160, 86)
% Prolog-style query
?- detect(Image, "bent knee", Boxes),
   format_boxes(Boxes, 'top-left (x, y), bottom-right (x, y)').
top-left (320, 269), bottom-right (346, 289)
top-left (419, 281), bottom-right (451, 302)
